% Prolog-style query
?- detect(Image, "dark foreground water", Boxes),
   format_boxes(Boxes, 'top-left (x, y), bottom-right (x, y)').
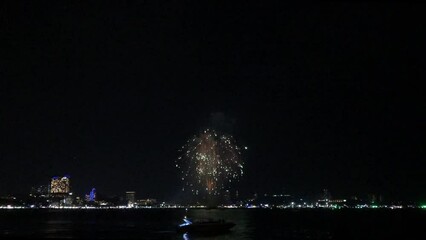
top-left (0, 208), bottom-right (424, 239)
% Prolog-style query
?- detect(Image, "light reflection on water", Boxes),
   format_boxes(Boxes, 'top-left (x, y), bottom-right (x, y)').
top-left (181, 209), bottom-right (250, 240)
top-left (183, 233), bottom-right (189, 240)
top-left (0, 209), bottom-right (423, 239)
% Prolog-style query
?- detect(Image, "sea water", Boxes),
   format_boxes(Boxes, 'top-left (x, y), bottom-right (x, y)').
top-left (0, 208), bottom-right (424, 239)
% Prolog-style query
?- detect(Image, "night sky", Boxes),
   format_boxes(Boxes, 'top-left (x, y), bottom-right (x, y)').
top-left (1, 2), bottom-right (425, 202)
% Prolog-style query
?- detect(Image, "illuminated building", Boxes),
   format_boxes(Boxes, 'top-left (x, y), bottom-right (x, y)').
top-left (50, 176), bottom-right (70, 194)
top-left (30, 185), bottom-right (50, 197)
top-left (126, 191), bottom-right (136, 206)
top-left (85, 188), bottom-right (96, 202)
top-left (90, 188), bottom-right (96, 201)
top-left (136, 198), bottom-right (157, 206)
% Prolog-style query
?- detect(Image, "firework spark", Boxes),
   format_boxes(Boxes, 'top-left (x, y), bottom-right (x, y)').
top-left (176, 129), bottom-right (244, 196)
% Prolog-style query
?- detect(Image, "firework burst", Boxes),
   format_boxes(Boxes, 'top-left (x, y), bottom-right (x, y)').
top-left (176, 129), bottom-right (244, 196)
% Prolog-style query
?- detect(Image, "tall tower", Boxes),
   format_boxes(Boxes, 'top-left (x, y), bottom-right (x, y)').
top-left (126, 191), bottom-right (136, 206)
top-left (89, 188), bottom-right (96, 201)
top-left (322, 189), bottom-right (331, 200)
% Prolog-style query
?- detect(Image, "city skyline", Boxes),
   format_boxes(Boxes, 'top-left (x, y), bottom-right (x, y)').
top-left (2, 2), bottom-right (425, 203)
top-left (3, 171), bottom-right (423, 208)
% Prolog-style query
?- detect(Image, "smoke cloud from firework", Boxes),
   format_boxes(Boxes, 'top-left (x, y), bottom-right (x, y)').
top-left (176, 129), bottom-right (244, 196)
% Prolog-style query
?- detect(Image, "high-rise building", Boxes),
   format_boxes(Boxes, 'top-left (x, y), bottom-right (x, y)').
top-left (30, 185), bottom-right (50, 197)
top-left (50, 176), bottom-right (70, 194)
top-left (125, 191), bottom-right (136, 206)
top-left (85, 188), bottom-right (96, 202)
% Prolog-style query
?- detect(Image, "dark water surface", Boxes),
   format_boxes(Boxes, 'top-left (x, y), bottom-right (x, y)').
top-left (0, 209), bottom-right (424, 239)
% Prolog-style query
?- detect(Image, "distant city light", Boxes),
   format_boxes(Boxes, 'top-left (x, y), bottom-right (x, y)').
top-left (50, 176), bottom-right (70, 194)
